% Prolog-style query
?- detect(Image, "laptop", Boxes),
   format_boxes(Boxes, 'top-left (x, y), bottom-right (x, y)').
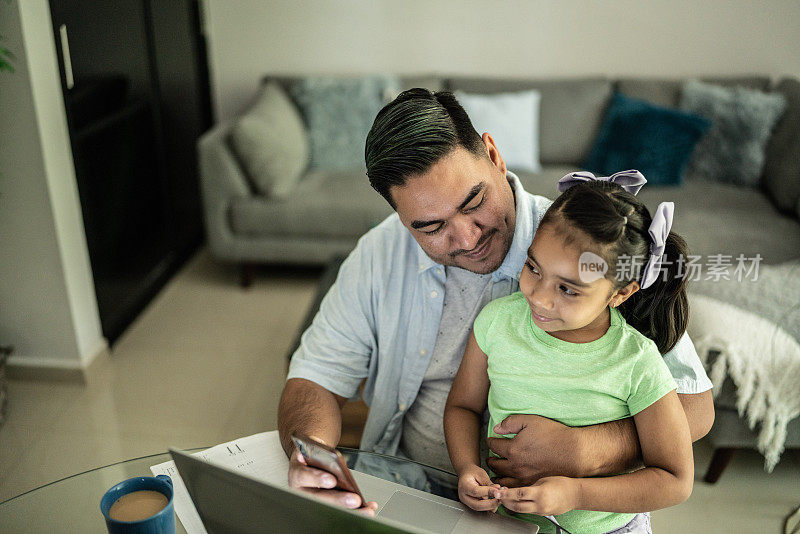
top-left (170, 449), bottom-right (538, 533)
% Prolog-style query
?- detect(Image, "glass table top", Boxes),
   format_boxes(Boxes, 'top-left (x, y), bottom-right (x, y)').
top-left (0, 447), bottom-right (462, 533)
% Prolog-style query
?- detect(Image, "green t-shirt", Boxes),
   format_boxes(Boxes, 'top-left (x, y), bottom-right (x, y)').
top-left (473, 292), bottom-right (677, 534)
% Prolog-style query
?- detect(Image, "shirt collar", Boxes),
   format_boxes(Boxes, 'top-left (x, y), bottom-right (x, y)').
top-left (493, 171), bottom-right (534, 282)
top-left (414, 171), bottom-right (535, 280)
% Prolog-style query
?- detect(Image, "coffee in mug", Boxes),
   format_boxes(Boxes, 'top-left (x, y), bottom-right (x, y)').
top-left (109, 489), bottom-right (169, 522)
top-left (100, 474), bottom-right (175, 533)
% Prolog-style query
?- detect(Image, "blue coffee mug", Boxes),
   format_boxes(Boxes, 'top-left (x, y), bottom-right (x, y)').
top-left (100, 474), bottom-right (175, 534)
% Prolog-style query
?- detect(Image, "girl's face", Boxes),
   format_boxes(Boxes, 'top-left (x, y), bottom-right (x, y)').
top-left (519, 223), bottom-right (636, 343)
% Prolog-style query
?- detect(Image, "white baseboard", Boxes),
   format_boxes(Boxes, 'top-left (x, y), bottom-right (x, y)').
top-left (6, 340), bottom-right (109, 383)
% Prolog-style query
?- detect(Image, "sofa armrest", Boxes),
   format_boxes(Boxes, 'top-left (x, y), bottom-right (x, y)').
top-left (198, 121), bottom-right (252, 260)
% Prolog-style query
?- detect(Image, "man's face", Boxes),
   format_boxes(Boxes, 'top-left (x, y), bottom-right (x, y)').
top-left (390, 136), bottom-right (516, 274)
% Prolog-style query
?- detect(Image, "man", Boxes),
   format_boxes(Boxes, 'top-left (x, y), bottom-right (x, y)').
top-left (278, 89), bottom-right (714, 513)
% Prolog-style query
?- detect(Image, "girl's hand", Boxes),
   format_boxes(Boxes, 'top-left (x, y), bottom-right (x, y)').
top-left (457, 465), bottom-right (503, 512)
top-left (498, 476), bottom-right (580, 516)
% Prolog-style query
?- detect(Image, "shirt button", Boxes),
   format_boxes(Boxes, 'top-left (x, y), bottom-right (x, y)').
top-left (399, 403), bottom-right (407, 411)
top-left (430, 290), bottom-right (438, 298)
top-left (420, 349), bottom-right (427, 356)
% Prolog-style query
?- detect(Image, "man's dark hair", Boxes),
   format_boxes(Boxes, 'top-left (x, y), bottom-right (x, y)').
top-left (365, 88), bottom-right (485, 207)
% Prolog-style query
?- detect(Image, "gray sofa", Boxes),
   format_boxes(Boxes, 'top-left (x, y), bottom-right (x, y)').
top-left (200, 75), bottom-right (800, 269)
top-left (199, 74), bottom-right (800, 480)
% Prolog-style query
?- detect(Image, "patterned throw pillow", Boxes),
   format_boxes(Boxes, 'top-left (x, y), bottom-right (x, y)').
top-left (290, 76), bottom-right (399, 171)
top-left (582, 93), bottom-right (710, 186)
top-left (680, 80), bottom-right (786, 187)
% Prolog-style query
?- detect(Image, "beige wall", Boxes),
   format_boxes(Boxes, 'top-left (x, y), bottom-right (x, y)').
top-left (204, 0), bottom-right (800, 121)
top-left (0, 0), bottom-right (105, 370)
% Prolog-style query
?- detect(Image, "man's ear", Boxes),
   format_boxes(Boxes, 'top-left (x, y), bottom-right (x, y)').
top-left (482, 132), bottom-right (507, 175)
top-left (609, 280), bottom-right (640, 308)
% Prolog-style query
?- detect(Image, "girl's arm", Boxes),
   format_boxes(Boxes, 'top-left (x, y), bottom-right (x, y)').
top-left (444, 331), bottom-right (490, 473)
top-left (575, 389), bottom-right (694, 511)
top-left (445, 332), bottom-right (500, 512)
top-left (500, 390), bottom-right (694, 515)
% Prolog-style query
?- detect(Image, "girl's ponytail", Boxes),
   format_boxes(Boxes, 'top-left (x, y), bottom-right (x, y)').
top-left (618, 232), bottom-right (689, 354)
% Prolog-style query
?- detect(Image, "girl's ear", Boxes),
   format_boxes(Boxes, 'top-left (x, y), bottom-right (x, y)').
top-left (609, 281), bottom-right (640, 308)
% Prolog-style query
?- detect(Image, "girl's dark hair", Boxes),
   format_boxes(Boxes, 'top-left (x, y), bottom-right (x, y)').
top-left (540, 181), bottom-right (689, 354)
top-left (365, 89), bottom-right (486, 207)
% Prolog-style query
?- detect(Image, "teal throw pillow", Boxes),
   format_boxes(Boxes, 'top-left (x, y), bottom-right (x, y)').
top-left (290, 75), bottom-right (399, 171)
top-left (583, 93), bottom-right (710, 186)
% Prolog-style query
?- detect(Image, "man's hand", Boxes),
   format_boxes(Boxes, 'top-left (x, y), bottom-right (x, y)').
top-left (457, 464), bottom-right (503, 512)
top-left (498, 476), bottom-right (580, 516)
top-left (288, 449), bottom-right (379, 516)
top-left (486, 414), bottom-right (585, 487)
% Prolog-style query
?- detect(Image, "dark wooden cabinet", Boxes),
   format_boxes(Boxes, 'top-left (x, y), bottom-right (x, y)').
top-left (49, 0), bottom-right (212, 343)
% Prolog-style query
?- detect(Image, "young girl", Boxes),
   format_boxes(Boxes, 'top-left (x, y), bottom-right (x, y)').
top-left (444, 171), bottom-right (694, 534)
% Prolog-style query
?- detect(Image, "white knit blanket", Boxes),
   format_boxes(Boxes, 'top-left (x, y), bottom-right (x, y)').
top-left (688, 262), bottom-right (800, 471)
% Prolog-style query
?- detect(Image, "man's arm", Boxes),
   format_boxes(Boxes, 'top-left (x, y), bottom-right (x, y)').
top-left (487, 390), bottom-right (715, 485)
top-left (276, 240), bottom-right (380, 513)
top-left (278, 378), bottom-right (347, 457)
top-left (680, 389), bottom-right (715, 441)
top-left (277, 378), bottom-right (378, 514)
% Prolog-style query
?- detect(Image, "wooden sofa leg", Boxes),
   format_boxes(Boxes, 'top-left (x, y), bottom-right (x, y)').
top-left (704, 447), bottom-right (737, 484)
top-left (240, 262), bottom-right (257, 288)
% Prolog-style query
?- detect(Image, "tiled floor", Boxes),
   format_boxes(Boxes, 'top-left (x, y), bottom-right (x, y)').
top-left (1, 249), bottom-right (798, 532)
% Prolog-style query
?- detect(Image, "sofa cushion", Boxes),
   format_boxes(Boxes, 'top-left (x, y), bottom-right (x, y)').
top-left (615, 76), bottom-right (771, 109)
top-left (230, 169), bottom-right (394, 239)
top-left (680, 80), bottom-right (786, 187)
top-left (762, 78), bottom-right (800, 213)
top-left (636, 181), bottom-right (800, 264)
top-left (455, 90), bottom-right (542, 172)
top-left (289, 76), bottom-right (399, 171)
top-left (582, 93), bottom-right (710, 186)
top-left (446, 77), bottom-right (612, 165)
top-left (229, 82), bottom-right (309, 199)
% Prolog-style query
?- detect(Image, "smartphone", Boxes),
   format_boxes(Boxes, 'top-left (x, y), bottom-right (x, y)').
top-left (291, 434), bottom-right (364, 501)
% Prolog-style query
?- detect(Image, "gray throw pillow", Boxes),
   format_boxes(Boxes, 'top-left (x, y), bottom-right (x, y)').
top-left (762, 78), bottom-right (800, 213)
top-left (230, 82), bottom-right (309, 199)
top-left (680, 79), bottom-right (786, 187)
top-left (796, 194), bottom-right (800, 220)
top-left (290, 76), bottom-right (399, 171)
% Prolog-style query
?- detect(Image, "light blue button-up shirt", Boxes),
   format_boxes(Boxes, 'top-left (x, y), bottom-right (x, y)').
top-left (287, 173), bottom-right (712, 455)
